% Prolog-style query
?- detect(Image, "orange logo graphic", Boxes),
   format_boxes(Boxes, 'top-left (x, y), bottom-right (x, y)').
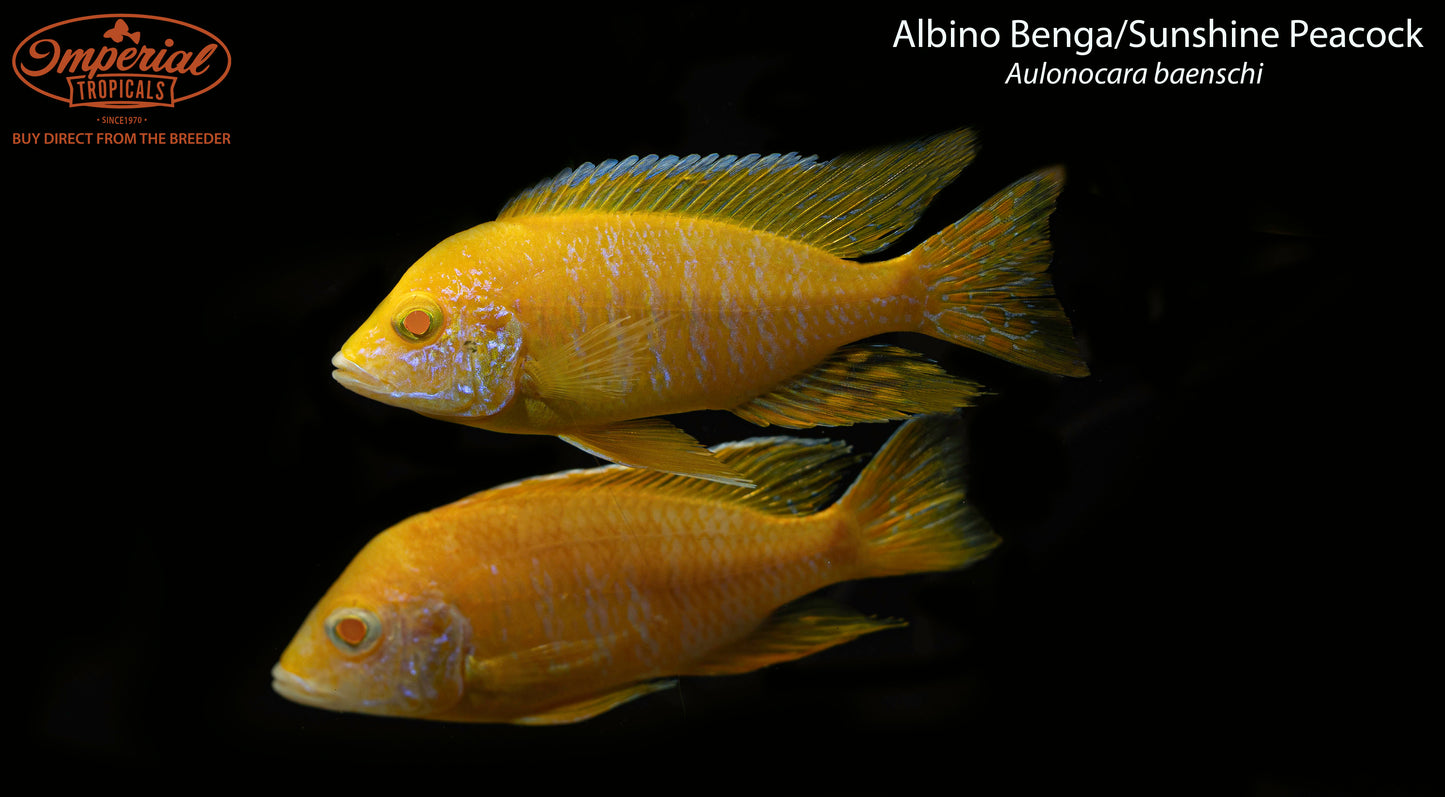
top-left (103, 20), bottom-right (142, 45)
top-left (12, 14), bottom-right (230, 108)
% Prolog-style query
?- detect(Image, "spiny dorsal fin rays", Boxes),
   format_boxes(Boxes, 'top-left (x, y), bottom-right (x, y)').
top-left (768, 135), bottom-right (974, 255)
top-left (508, 151), bottom-right (820, 220)
top-left (488, 435), bottom-right (863, 516)
top-left (496, 130), bottom-right (978, 260)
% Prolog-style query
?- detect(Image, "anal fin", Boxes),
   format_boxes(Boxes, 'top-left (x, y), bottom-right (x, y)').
top-left (732, 343), bottom-right (986, 429)
top-left (559, 417), bottom-right (756, 488)
top-left (686, 598), bottom-right (905, 676)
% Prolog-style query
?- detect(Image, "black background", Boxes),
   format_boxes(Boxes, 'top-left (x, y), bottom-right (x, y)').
top-left (13, 4), bottom-right (1435, 792)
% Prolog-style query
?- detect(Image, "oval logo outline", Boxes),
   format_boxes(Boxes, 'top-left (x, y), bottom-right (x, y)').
top-left (11, 13), bottom-right (231, 108)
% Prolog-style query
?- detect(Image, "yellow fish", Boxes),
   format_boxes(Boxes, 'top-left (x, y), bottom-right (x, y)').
top-left (331, 130), bottom-right (1087, 486)
top-left (271, 414), bottom-right (997, 724)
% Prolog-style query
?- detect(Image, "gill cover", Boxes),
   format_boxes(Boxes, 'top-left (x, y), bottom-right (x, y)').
top-left (273, 597), bottom-right (473, 719)
top-left (460, 312), bottom-right (524, 417)
top-left (332, 290), bottom-right (524, 419)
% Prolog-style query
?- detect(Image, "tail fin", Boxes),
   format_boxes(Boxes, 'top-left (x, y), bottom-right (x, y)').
top-left (914, 167), bottom-right (1089, 377)
top-left (836, 414), bottom-right (999, 578)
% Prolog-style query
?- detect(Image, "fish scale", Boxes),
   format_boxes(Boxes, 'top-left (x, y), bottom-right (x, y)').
top-left (329, 131), bottom-right (1086, 486)
top-left (277, 131), bottom-right (1083, 723)
top-left (273, 415), bottom-right (999, 723)
top-left (503, 213), bottom-right (911, 405)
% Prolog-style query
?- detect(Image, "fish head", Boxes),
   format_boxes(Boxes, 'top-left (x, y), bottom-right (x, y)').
top-left (331, 244), bottom-right (523, 420)
top-left (271, 580), bottom-right (473, 719)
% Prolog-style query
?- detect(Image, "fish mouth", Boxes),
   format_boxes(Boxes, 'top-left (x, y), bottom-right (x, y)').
top-left (270, 663), bottom-right (343, 712)
top-left (330, 351), bottom-right (390, 397)
top-left (330, 350), bottom-right (479, 416)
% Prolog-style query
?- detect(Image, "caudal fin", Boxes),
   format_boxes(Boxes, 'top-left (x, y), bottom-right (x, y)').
top-left (836, 414), bottom-right (999, 578)
top-left (914, 167), bottom-right (1089, 377)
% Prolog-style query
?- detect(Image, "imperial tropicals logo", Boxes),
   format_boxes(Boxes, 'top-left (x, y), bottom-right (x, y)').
top-left (12, 14), bottom-right (230, 108)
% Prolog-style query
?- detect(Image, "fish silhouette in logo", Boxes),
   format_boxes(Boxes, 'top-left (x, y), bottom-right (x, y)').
top-left (103, 20), bottom-right (141, 44)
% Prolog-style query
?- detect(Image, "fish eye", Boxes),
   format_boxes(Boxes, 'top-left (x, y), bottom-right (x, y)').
top-left (391, 295), bottom-right (443, 343)
top-left (325, 607), bottom-right (383, 654)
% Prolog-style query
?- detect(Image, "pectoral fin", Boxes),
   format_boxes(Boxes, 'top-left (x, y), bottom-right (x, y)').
top-left (559, 417), bottom-right (756, 488)
top-left (467, 638), bottom-right (613, 693)
top-left (686, 598), bottom-right (905, 676)
top-left (521, 315), bottom-right (657, 403)
top-left (731, 343), bottom-right (986, 429)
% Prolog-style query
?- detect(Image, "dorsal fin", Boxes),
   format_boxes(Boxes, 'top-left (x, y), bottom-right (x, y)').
top-left (485, 435), bottom-right (862, 516)
top-left (495, 130), bottom-right (978, 259)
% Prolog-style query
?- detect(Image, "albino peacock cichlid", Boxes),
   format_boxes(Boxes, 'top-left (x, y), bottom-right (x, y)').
top-left (330, 130), bottom-right (1087, 486)
top-left (270, 414), bottom-right (998, 724)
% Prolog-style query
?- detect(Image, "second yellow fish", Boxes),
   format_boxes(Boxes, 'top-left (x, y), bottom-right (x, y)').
top-left (331, 130), bottom-right (1087, 485)
top-left (271, 414), bottom-right (997, 724)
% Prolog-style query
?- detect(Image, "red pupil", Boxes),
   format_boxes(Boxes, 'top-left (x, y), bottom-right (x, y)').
top-left (403, 310), bottom-right (430, 336)
top-left (336, 616), bottom-right (367, 645)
